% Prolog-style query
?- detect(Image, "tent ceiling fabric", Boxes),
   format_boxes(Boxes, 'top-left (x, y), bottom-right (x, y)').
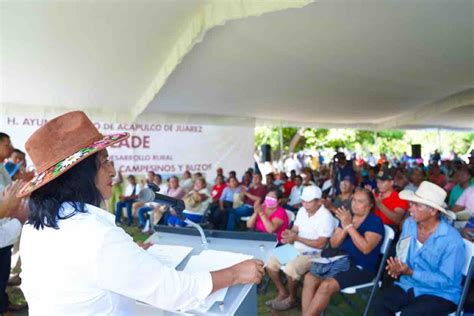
top-left (147, 0), bottom-right (474, 130)
top-left (0, 0), bottom-right (314, 122)
top-left (1, 0), bottom-right (473, 130)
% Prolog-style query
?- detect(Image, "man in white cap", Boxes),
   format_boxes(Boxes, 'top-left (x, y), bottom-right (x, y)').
top-left (265, 185), bottom-right (336, 311)
top-left (372, 181), bottom-right (465, 315)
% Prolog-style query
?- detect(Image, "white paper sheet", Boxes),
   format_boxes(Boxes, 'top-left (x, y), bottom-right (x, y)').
top-left (146, 244), bottom-right (193, 268)
top-left (184, 250), bottom-right (253, 313)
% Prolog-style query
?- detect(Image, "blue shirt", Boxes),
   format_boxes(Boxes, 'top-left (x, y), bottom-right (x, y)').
top-left (339, 213), bottom-right (385, 273)
top-left (220, 187), bottom-right (241, 202)
top-left (396, 217), bottom-right (465, 304)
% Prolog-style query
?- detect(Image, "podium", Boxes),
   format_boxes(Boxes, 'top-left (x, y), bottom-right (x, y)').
top-left (135, 226), bottom-right (277, 316)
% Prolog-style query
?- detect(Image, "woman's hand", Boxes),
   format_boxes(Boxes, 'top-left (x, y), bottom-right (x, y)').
top-left (231, 259), bottom-right (265, 285)
top-left (335, 206), bottom-right (352, 228)
top-left (137, 241), bottom-right (153, 250)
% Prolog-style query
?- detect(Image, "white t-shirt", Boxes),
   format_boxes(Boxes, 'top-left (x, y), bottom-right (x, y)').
top-left (20, 203), bottom-right (212, 316)
top-left (288, 185), bottom-right (303, 206)
top-left (293, 205), bottom-right (336, 253)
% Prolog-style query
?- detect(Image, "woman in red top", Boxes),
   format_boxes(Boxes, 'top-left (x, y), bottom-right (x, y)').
top-left (211, 174), bottom-right (227, 202)
top-left (208, 174), bottom-right (227, 223)
top-left (246, 187), bottom-right (289, 243)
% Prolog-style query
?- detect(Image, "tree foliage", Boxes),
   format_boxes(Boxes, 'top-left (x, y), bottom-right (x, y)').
top-left (255, 126), bottom-right (473, 159)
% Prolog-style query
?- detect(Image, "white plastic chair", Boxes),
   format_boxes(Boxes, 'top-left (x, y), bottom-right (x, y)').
top-left (454, 239), bottom-right (474, 316)
top-left (286, 210), bottom-right (296, 225)
top-left (337, 225), bottom-right (395, 316)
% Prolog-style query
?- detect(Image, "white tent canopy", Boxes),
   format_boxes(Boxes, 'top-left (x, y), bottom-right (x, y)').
top-left (1, 0), bottom-right (473, 130)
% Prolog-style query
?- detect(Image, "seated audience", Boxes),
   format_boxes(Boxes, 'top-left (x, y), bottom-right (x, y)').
top-left (448, 165), bottom-right (473, 210)
top-left (265, 173), bottom-right (275, 187)
top-left (226, 173), bottom-right (267, 231)
top-left (209, 174), bottom-right (227, 215)
top-left (167, 177), bottom-right (210, 227)
top-left (115, 174), bottom-right (141, 226)
top-left (302, 188), bottom-right (384, 315)
top-left (265, 186), bottom-right (336, 311)
top-left (132, 171), bottom-right (157, 217)
top-left (452, 185), bottom-right (474, 217)
top-left (137, 175), bottom-right (185, 230)
top-left (326, 175), bottom-right (354, 213)
top-left (209, 177), bottom-right (240, 230)
top-left (404, 168), bottom-right (424, 193)
top-left (285, 175), bottom-right (303, 212)
top-left (302, 168), bottom-right (317, 187)
top-left (216, 167), bottom-right (225, 180)
top-left (393, 168), bottom-right (409, 192)
top-left (461, 216), bottom-right (474, 242)
top-left (374, 170), bottom-right (409, 231)
top-left (428, 163), bottom-right (447, 188)
top-left (246, 187), bottom-right (289, 243)
top-left (180, 170), bottom-right (194, 193)
top-left (241, 171), bottom-right (252, 187)
top-left (372, 181), bottom-right (465, 316)
top-left (281, 172), bottom-right (295, 198)
top-left (363, 167), bottom-right (378, 191)
top-left (334, 153), bottom-right (356, 195)
top-left (133, 173), bottom-right (167, 218)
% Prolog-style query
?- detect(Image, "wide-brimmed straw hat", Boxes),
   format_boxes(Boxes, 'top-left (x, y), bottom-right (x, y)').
top-left (18, 111), bottom-right (129, 197)
top-left (399, 181), bottom-right (452, 218)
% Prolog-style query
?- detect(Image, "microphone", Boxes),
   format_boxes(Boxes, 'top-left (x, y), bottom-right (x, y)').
top-left (138, 187), bottom-right (186, 216)
top-left (139, 184), bottom-right (209, 248)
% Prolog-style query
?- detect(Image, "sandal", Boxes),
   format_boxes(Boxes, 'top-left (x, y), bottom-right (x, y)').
top-left (271, 297), bottom-right (298, 311)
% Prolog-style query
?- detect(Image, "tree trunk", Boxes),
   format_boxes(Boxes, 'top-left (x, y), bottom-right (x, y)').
top-left (288, 128), bottom-right (307, 154)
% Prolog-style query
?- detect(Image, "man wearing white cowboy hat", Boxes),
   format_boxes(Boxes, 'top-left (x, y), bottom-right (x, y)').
top-left (372, 181), bottom-right (465, 316)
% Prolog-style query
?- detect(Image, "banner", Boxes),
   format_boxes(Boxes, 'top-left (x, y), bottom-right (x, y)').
top-left (1, 115), bottom-right (255, 182)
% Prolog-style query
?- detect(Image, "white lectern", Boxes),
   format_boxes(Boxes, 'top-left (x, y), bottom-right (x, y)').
top-left (135, 226), bottom-right (277, 316)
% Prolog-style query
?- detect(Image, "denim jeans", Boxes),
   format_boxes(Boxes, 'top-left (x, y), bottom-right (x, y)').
top-left (115, 199), bottom-right (135, 225)
top-left (137, 206), bottom-right (153, 227)
top-left (226, 204), bottom-right (254, 231)
top-left (167, 213), bottom-right (203, 227)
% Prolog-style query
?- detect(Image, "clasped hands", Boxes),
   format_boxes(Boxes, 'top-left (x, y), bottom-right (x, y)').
top-left (281, 229), bottom-right (298, 244)
top-left (386, 257), bottom-right (413, 279)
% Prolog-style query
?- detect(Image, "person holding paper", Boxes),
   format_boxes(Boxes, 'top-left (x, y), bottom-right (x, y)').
top-left (16, 111), bottom-right (265, 315)
top-left (265, 186), bottom-right (336, 311)
top-left (246, 187), bottom-right (289, 243)
top-left (372, 181), bottom-right (464, 316)
top-left (301, 188), bottom-right (384, 315)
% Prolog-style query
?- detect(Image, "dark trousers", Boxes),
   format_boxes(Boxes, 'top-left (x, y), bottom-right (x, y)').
top-left (371, 284), bottom-right (456, 316)
top-left (0, 246), bottom-right (12, 312)
top-left (208, 201), bottom-right (232, 230)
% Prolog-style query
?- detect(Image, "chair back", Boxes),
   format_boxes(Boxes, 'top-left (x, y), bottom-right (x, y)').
top-left (285, 210), bottom-right (296, 224)
top-left (461, 239), bottom-right (474, 276)
top-left (455, 239), bottom-right (474, 316)
top-left (381, 225), bottom-right (395, 254)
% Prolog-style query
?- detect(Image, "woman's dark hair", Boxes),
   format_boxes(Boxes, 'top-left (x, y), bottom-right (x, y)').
top-left (28, 153), bottom-right (103, 230)
top-left (355, 187), bottom-right (376, 212)
top-left (267, 186), bottom-right (283, 200)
